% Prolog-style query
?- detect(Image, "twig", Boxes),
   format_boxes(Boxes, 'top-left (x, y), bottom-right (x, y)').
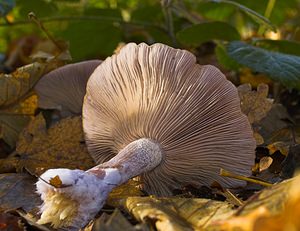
top-left (220, 168), bottom-right (273, 187)
top-left (28, 12), bottom-right (64, 52)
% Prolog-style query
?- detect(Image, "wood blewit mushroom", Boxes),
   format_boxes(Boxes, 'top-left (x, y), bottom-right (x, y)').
top-left (36, 43), bottom-right (256, 229)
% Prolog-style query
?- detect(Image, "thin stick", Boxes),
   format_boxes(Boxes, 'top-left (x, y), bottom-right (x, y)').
top-left (220, 168), bottom-right (273, 187)
top-left (28, 12), bottom-right (64, 52)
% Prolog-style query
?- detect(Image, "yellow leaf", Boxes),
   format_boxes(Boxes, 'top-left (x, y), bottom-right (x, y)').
top-left (118, 197), bottom-right (234, 231)
top-left (0, 114), bottom-right (95, 175)
top-left (209, 174), bottom-right (300, 231)
top-left (49, 175), bottom-right (63, 188)
top-left (267, 141), bottom-right (289, 156)
top-left (239, 68), bottom-right (272, 88)
top-left (0, 94), bottom-right (37, 147)
top-left (0, 63), bottom-right (46, 107)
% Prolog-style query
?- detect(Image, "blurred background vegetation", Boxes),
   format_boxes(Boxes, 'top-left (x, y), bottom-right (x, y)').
top-left (1, 0), bottom-right (300, 129)
top-left (1, 0), bottom-right (299, 60)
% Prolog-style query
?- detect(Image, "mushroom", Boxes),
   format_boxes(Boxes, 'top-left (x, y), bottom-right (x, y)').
top-left (36, 43), bottom-right (256, 229)
top-left (35, 60), bottom-right (101, 118)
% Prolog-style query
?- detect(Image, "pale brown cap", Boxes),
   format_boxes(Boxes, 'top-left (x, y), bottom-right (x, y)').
top-left (35, 60), bottom-right (101, 117)
top-left (83, 43), bottom-right (256, 195)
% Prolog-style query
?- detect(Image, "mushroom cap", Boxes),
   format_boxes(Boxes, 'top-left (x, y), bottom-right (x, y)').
top-left (35, 60), bottom-right (101, 118)
top-left (83, 43), bottom-right (256, 196)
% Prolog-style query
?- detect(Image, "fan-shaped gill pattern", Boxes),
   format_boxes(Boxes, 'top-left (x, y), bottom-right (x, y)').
top-left (35, 60), bottom-right (101, 117)
top-left (83, 43), bottom-right (256, 196)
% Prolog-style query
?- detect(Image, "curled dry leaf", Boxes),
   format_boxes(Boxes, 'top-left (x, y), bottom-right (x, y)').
top-left (121, 197), bottom-right (234, 231)
top-left (238, 83), bottom-right (273, 124)
top-left (1, 114), bottom-right (95, 175)
top-left (209, 174), bottom-right (300, 231)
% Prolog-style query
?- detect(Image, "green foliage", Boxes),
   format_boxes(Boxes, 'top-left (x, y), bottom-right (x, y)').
top-left (176, 22), bottom-right (240, 47)
top-left (215, 43), bottom-right (241, 70)
top-left (207, 0), bottom-right (276, 31)
top-left (1, 0), bottom-right (300, 85)
top-left (17, 0), bottom-right (58, 18)
top-left (227, 41), bottom-right (300, 89)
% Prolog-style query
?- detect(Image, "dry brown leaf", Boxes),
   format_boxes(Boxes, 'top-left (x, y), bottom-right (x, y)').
top-left (253, 132), bottom-right (264, 145)
top-left (86, 209), bottom-right (139, 231)
top-left (108, 180), bottom-right (142, 204)
top-left (0, 212), bottom-right (24, 231)
top-left (208, 174), bottom-right (300, 231)
top-left (0, 62), bottom-right (47, 107)
top-left (259, 157), bottom-right (273, 172)
top-left (239, 68), bottom-right (272, 88)
top-left (120, 197), bottom-right (234, 231)
top-left (238, 83), bottom-right (273, 124)
top-left (267, 141), bottom-right (289, 156)
top-left (49, 175), bottom-right (63, 188)
top-left (0, 173), bottom-right (41, 213)
top-left (1, 114), bottom-right (95, 175)
top-left (0, 94), bottom-right (37, 147)
top-left (0, 46), bottom-right (70, 148)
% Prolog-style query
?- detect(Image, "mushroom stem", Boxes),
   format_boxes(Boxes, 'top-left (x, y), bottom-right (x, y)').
top-left (86, 138), bottom-right (163, 186)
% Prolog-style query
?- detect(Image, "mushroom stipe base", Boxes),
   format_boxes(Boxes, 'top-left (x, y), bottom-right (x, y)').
top-left (36, 138), bottom-right (163, 229)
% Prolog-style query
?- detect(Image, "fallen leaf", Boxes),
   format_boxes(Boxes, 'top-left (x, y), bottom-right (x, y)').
top-left (0, 46), bottom-right (70, 148)
top-left (0, 62), bottom-right (46, 107)
top-left (0, 212), bottom-right (24, 231)
top-left (0, 173), bottom-right (41, 213)
top-left (0, 114), bottom-right (95, 175)
top-left (258, 104), bottom-right (292, 144)
top-left (239, 68), bottom-right (272, 88)
top-left (253, 132), bottom-right (264, 145)
top-left (267, 141), bottom-right (289, 156)
top-left (0, 94), bottom-right (37, 147)
top-left (87, 209), bottom-right (139, 231)
top-left (121, 197), bottom-right (234, 231)
top-left (238, 83), bottom-right (273, 124)
top-left (259, 157), bottom-right (273, 172)
top-left (209, 174), bottom-right (300, 231)
top-left (49, 175), bottom-right (62, 188)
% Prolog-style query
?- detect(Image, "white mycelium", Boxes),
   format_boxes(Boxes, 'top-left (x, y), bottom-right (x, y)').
top-left (36, 168), bottom-right (121, 229)
top-left (36, 139), bottom-right (162, 229)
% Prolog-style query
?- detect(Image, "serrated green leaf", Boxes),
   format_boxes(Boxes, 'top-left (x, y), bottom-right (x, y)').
top-left (176, 22), bottom-right (240, 47)
top-left (227, 41), bottom-right (300, 89)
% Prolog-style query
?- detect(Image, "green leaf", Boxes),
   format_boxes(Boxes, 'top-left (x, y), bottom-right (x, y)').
top-left (215, 43), bottom-right (240, 70)
top-left (227, 41), bottom-right (300, 89)
top-left (17, 0), bottom-right (58, 18)
top-left (57, 8), bottom-right (122, 60)
top-left (254, 39), bottom-right (300, 56)
top-left (176, 22), bottom-right (240, 47)
top-left (207, 0), bottom-right (276, 31)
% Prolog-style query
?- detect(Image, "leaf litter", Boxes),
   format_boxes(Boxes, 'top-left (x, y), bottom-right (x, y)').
top-left (0, 35), bottom-right (300, 231)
